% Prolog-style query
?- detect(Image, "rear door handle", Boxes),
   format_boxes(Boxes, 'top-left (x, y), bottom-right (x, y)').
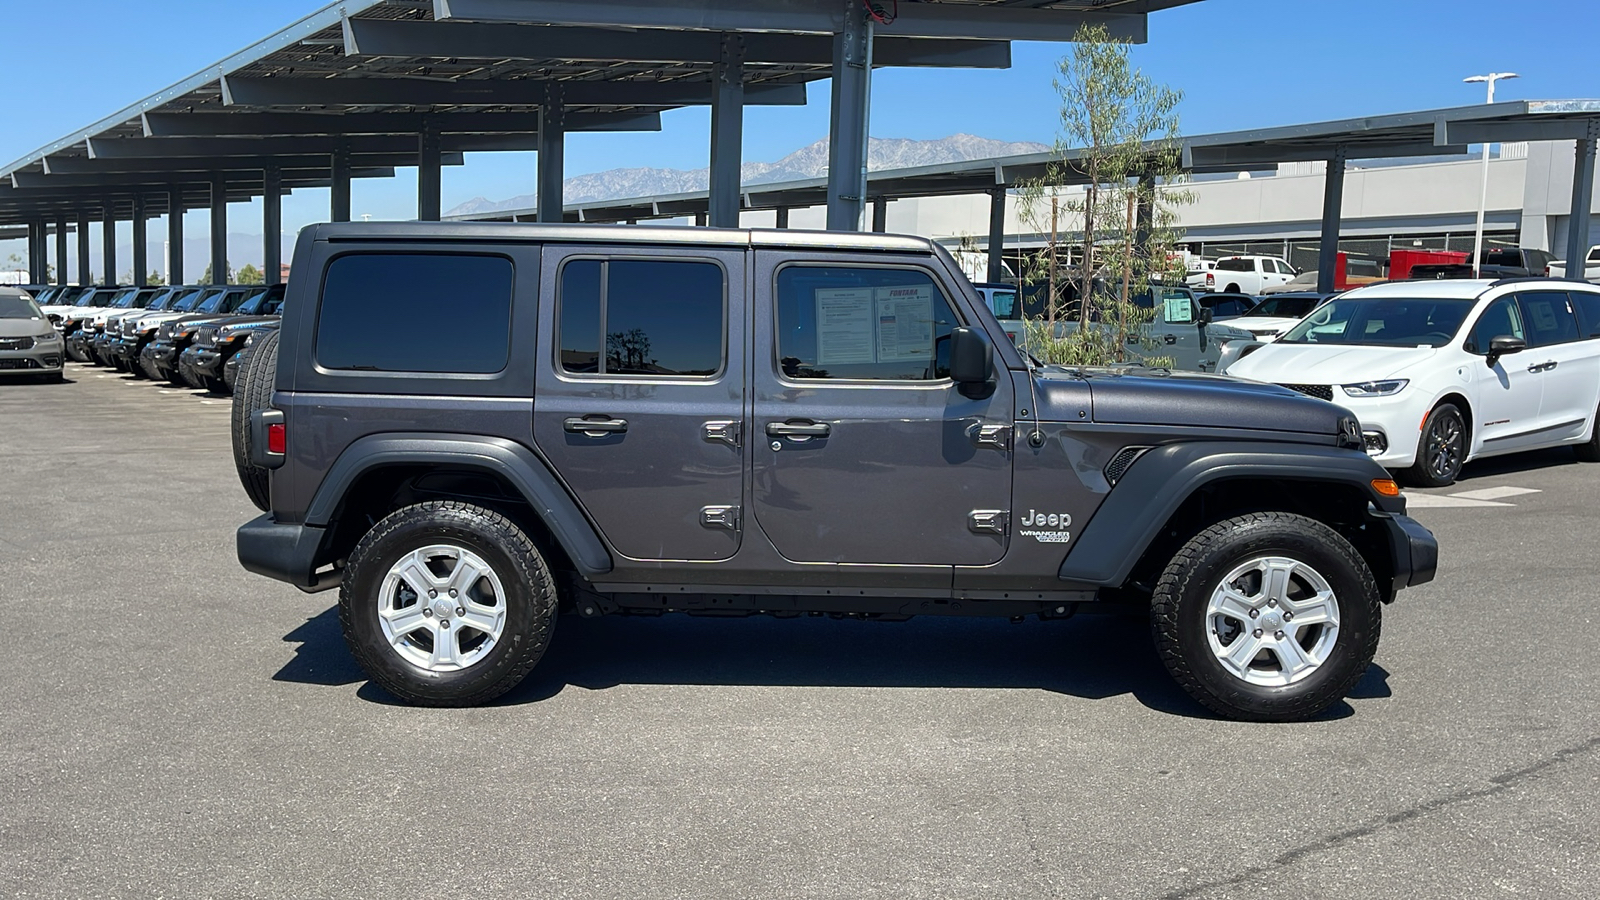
top-left (766, 421), bottom-right (831, 438)
top-left (564, 416), bottom-right (628, 435)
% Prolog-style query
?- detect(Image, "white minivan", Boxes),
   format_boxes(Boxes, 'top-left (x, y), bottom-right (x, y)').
top-left (1226, 279), bottom-right (1600, 486)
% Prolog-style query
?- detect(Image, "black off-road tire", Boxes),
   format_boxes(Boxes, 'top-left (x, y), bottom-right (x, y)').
top-left (1405, 403), bottom-right (1466, 488)
top-left (1150, 512), bottom-right (1382, 722)
top-left (340, 502), bottom-right (558, 707)
top-left (1574, 406), bottom-right (1600, 462)
top-left (230, 329), bottom-right (278, 512)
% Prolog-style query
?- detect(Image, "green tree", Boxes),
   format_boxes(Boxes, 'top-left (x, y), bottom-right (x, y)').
top-left (236, 264), bottom-right (265, 285)
top-left (201, 262), bottom-right (232, 285)
top-left (1016, 23), bottom-right (1192, 366)
top-left (147, 271), bottom-right (167, 286)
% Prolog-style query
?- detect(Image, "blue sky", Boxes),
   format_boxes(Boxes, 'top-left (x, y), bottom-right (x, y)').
top-left (5, 0), bottom-right (1598, 271)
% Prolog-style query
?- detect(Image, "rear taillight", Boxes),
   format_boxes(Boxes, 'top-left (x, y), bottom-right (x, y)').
top-left (267, 423), bottom-right (286, 455)
top-left (1206, 272), bottom-right (1215, 285)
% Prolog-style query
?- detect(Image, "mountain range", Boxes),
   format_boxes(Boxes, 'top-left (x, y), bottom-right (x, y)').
top-left (446, 133), bottom-right (1048, 217)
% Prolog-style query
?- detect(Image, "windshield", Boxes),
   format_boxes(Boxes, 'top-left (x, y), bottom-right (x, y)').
top-left (219, 289), bottom-right (262, 315)
top-left (0, 296), bottom-right (42, 319)
top-left (194, 289), bottom-right (229, 313)
top-left (173, 289), bottom-right (208, 312)
top-left (108, 289), bottom-right (140, 309)
top-left (1242, 297), bottom-right (1321, 319)
top-left (1279, 297), bottom-right (1475, 347)
top-left (234, 288), bottom-right (279, 316)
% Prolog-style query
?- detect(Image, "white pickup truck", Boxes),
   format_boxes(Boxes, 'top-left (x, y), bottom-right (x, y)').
top-left (1202, 255), bottom-right (1297, 294)
top-left (1546, 246), bottom-right (1600, 282)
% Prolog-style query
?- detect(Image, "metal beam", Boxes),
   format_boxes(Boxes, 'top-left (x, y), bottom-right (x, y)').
top-left (140, 110), bottom-right (658, 137)
top-left (344, 17), bottom-right (1010, 68)
top-left (168, 186), bottom-right (184, 285)
top-left (1317, 147), bottom-right (1347, 294)
top-left (210, 173), bottom-right (229, 284)
top-left (16, 164), bottom-right (414, 190)
top-left (331, 145), bottom-right (352, 223)
top-left (708, 35), bottom-right (745, 229)
top-left (26, 219), bottom-right (43, 283)
top-left (44, 152), bottom-right (463, 175)
top-left (1435, 117), bottom-right (1600, 147)
top-left (132, 194), bottom-right (148, 286)
top-left (87, 133), bottom-right (547, 159)
top-left (987, 188), bottom-right (1006, 283)
top-left (264, 167), bottom-right (282, 286)
top-left (1567, 126), bottom-right (1598, 282)
top-left (102, 203), bottom-right (117, 286)
top-left (538, 87), bottom-right (564, 224)
top-left (434, 0), bottom-right (1147, 42)
top-left (221, 75), bottom-right (807, 109)
top-left (870, 196), bottom-right (888, 233)
top-left (826, 0), bottom-right (871, 232)
top-left (419, 120), bottom-right (443, 222)
top-left (77, 212), bottom-right (91, 285)
top-left (1186, 142), bottom-right (1468, 169)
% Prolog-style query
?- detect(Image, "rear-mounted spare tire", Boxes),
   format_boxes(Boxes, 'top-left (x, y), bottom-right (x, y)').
top-left (231, 329), bottom-right (280, 512)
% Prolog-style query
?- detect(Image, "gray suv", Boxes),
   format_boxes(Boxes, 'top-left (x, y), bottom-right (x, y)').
top-left (235, 223), bottom-right (1437, 721)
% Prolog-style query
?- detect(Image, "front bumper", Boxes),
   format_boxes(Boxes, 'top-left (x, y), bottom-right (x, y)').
top-left (1336, 391), bottom-right (1435, 469)
top-left (1377, 511), bottom-right (1438, 596)
top-left (237, 515), bottom-right (341, 593)
top-left (184, 345), bottom-right (226, 378)
top-left (0, 337), bottom-right (65, 375)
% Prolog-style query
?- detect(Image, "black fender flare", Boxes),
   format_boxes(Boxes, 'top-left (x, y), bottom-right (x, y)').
top-left (307, 432), bottom-right (613, 577)
top-left (1058, 441), bottom-right (1402, 586)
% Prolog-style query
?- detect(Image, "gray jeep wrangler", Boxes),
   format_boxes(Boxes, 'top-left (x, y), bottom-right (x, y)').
top-left (234, 223), bottom-right (1437, 721)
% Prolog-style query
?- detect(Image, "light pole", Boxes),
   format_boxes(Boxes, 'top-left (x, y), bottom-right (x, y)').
top-left (1463, 72), bottom-right (1518, 277)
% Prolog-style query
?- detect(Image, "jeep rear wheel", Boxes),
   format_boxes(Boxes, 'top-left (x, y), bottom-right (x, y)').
top-left (340, 501), bottom-right (558, 707)
top-left (1151, 512), bottom-right (1381, 722)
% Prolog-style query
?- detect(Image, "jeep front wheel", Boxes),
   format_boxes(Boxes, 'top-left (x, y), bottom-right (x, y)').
top-left (340, 501), bottom-right (558, 706)
top-left (1150, 512), bottom-right (1381, 722)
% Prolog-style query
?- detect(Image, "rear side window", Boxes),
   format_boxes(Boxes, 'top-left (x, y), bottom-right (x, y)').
top-left (1515, 291), bottom-right (1579, 347)
top-left (1216, 258), bottom-right (1254, 272)
top-left (316, 253), bottom-right (513, 373)
top-left (558, 259), bottom-right (725, 377)
top-left (1567, 291), bottom-right (1600, 338)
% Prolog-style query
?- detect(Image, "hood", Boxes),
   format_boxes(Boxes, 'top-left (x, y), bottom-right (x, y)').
top-left (0, 317), bottom-right (54, 338)
top-left (1227, 343), bottom-right (1438, 385)
top-left (1033, 366), bottom-right (1349, 437)
top-left (1232, 316), bottom-right (1303, 335)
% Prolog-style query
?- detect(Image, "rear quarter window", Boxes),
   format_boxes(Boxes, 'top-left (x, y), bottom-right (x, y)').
top-left (315, 253), bottom-right (513, 373)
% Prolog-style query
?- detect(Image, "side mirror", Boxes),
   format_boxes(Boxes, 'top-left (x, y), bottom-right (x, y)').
top-left (1198, 306), bottom-right (1215, 326)
top-left (1486, 334), bottom-right (1526, 368)
top-left (949, 326), bottom-right (996, 396)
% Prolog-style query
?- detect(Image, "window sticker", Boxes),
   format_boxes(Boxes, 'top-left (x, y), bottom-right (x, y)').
top-left (815, 288), bottom-right (876, 365)
top-left (1163, 293), bottom-right (1193, 323)
top-left (1529, 300), bottom-right (1559, 332)
top-left (874, 284), bottom-right (935, 363)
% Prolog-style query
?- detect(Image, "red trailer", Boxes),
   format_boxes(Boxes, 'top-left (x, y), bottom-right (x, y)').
top-left (1389, 249), bottom-right (1468, 281)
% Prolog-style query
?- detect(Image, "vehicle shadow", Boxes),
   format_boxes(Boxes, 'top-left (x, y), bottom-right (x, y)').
top-left (1454, 446), bottom-right (1584, 482)
top-left (276, 605), bottom-right (1382, 721)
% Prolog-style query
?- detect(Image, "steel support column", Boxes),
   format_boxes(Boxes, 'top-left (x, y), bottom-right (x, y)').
top-left (1135, 175), bottom-right (1154, 264)
top-left (537, 86), bottom-right (566, 223)
top-left (26, 219), bottom-right (44, 283)
top-left (417, 118), bottom-right (443, 221)
top-left (101, 204), bottom-right (117, 286)
top-left (167, 186), bottom-right (185, 285)
top-left (55, 217), bottom-right (69, 285)
top-left (77, 213), bottom-right (91, 285)
top-left (1566, 125), bottom-right (1598, 279)
top-left (210, 174), bottom-right (228, 284)
top-left (826, 0), bottom-right (873, 231)
top-left (264, 167), bottom-right (283, 285)
top-left (709, 34), bottom-right (746, 228)
top-left (775, 206), bottom-right (790, 229)
top-left (987, 188), bottom-right (1007, 283)
top-left (1317, 147), bottom-right (1347, 294)
top-left (870, 196), bottom-right (887, 233)
top-left (331, 144), bottom-right (352, 222)
top-left (131, 195), bottom-right (148, 286)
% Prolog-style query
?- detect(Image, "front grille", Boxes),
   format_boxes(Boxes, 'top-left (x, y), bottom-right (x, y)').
top-left (1104, 446), bottom-right (1151, 486)
top-left (0, 336), bottom-right (36, 351)
top-left (1278, 383), bottom-right (1334, 401)
top-left (0, 358), bottom-right (41, 370)
top-left (195, 327), bottom-right (218, 348)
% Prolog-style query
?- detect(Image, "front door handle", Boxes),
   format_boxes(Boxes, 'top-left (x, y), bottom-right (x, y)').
top-left (564, 416), bottom-right (628, 436)
top-left (1163, 334), bottom-right (1178, 345)
top-left (766, 421), bottom-right (831, 438)
top-left (1527, 361), bottom-right (1559, 373)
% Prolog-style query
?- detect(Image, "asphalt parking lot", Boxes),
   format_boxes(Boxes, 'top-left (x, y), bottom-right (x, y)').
top-left (3, 365), bottom-right (1597, 900)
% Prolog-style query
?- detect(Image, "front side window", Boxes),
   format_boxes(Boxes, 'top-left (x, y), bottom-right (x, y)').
top-left (1515, 291), bottom-right (1579, 347)
top-left (317, 253), bottom-right (513, 374)
top-left (558, 259), bottom-right (724, 377)
top-left (775, 265), bottom-right (959, 381)
top-left (1466, 297), bottom-right (1525, 353)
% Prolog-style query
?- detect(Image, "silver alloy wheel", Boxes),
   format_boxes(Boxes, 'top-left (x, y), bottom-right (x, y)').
top-left (378, 544), bottom-right (508, 673)
top-left (1205, 556), bottom-right (1341, 687)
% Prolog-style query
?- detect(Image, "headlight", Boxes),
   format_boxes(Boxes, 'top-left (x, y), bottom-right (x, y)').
top-left (1341, 379), bottom-right (1409, 397)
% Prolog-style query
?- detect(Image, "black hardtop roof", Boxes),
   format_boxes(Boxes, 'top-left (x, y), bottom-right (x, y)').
top-left (309, 221), bottom-right (938, 255)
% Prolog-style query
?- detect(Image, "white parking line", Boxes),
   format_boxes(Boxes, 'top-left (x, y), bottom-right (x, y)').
top-left (1404, 485), bottom-right (1541, 509)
